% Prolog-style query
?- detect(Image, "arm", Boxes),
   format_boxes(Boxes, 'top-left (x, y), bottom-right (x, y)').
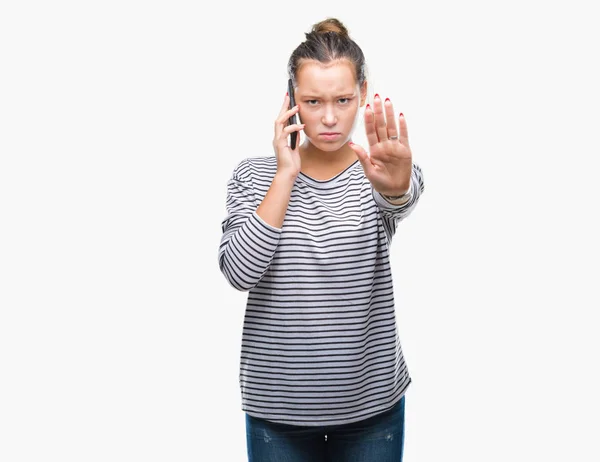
top-left (219, 91), bottom-right (304, 291)
top-left (372, 162), bottom-right (425, 242)
top-left (373, 162), bottom-right (424, 218)
top-left (256, 172), bottom-right (296, 229)
top-left (218, 163), bottom-right (294, 291)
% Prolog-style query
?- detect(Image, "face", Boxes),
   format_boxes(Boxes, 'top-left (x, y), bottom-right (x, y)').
top-left (294, 60), bottom-right (366, 152)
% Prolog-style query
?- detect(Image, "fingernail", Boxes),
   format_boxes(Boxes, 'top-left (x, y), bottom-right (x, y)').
top-left (374, 93), bottom-right (380, 99)
top-left (286, 91), bottom-right (288, 96)
top-left (399, 112), bottom-right (404, 117)
top-left (366, 104), bottom-right (371, 110)
top-left (385, 98), bottom-right (390, 102)
top-left (349, 141), bottom-right (354, 145)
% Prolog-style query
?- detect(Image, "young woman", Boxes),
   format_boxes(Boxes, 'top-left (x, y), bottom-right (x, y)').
top-left (218, 17), bottom-right (425, 462)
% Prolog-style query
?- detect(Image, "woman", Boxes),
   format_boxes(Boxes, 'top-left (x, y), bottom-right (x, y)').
top-left (218, 17), bottom-right (425, 462)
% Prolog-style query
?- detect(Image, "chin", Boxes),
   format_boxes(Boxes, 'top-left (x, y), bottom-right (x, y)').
top-left (306, 136), bottom-right (349, 152)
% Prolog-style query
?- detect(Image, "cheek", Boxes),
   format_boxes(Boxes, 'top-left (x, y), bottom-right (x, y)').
top-left (298, 107), bottom-right (313, 121)
top-left (298, 111), bottom-right (316, 132)
top-left (347, 107), bottom-right (359, 123)
top-left (339, 108), bottom-right (359, 133)
top-left (350, 108), bottom-right (361, 128)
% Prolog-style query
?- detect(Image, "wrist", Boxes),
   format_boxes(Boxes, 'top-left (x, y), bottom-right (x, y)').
top-left (381, 180), bottom-right (411, 197)
top-left (273, 171), bottom-right (298, 189)
top-left (380, 183), bottom-right (412, 204)
top-left (382, 190), bottom-right (409, 200)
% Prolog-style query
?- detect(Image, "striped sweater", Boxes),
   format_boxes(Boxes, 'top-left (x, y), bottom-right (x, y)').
top-left (218, 155), bottom-right (425, 426)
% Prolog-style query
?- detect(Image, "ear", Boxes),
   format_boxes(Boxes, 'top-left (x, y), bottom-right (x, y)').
top-left (359, 81), bottom-right (368, 107)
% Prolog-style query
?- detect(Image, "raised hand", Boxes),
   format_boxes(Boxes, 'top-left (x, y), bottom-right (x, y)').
top-left (349, 94), bottom-right (412, 196)
top-left (272, 93), bottom-right (305, 181)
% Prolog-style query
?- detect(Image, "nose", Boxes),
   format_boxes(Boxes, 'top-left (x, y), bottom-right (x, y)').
top-left (321, 105), bottom-right (337, 126)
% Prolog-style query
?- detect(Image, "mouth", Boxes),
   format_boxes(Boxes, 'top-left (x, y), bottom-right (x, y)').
top-left (319, 132), bottom-right (342, 140)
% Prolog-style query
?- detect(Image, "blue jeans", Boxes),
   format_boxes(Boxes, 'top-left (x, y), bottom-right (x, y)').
top-left (246, 395), bottom-right (406, 462)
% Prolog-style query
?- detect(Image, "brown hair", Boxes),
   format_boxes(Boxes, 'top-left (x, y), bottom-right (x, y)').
top-left (287, 17), bottom-right (367, 87)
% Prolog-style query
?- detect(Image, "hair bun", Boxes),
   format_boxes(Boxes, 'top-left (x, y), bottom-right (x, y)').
top-left (311, 17), bottom-right (349, 38)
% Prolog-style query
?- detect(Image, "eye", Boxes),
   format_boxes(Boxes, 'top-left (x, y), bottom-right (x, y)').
top-left (306, 100), bottom-right (319, 105)
top-left (338, 98), bottom-right (350, 104)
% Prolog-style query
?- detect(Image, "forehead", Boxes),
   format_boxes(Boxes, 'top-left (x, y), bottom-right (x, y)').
top-left (295, 59), bottom-right (357, 95)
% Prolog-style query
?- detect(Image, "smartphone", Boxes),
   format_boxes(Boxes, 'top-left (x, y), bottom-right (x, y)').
top-left (287, 78), bottom-right (299, 149)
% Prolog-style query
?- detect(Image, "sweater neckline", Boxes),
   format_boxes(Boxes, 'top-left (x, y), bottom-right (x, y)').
top-left (297, 160), bottom-right (360, 188)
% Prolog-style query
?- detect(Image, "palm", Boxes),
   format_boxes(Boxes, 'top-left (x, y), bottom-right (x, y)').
top-left (350, 95), bottom-right (413, 196)
top-left (365, 140), bottom-right (412, 194)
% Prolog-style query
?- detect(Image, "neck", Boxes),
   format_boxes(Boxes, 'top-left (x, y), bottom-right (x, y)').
top-left (300, 140), bottom-right (357, 167)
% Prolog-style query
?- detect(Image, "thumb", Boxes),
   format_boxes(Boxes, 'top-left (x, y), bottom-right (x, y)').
top-left (349, 141), bottom-right (372, 175)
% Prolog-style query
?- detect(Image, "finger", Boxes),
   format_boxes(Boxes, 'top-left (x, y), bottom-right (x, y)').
top-left (398, 113), bottom-right (409, 146)
top-left (274, 123), bottom-right (305, 151)
top-left (385, 98), bottom-right (399, 140)
top-left (349, 141), bottom-right (374, 176)
top-left (282, 123), bottom-right (305, 137)
top-left (278, 93), bottom-right (290, 117)
top-left (274, 93), bottom-right (290, 136)
top-left (372, 94), bottom-right (388, 141)
top-left (363, 104), bottom-right (379, 147)
top-left (274, 103), bottom-right (300, 138)
top-left (276, 104), bottom-right (300, 125)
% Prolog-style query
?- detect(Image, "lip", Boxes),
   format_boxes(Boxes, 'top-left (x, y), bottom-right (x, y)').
top-left (319, 132), bottom-right (341, 140)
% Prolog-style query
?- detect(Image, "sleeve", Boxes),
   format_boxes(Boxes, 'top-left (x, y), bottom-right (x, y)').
top-left (218, 162), bottom-right (283, 291)
top-left (372, 162), bottom-right (425, 243)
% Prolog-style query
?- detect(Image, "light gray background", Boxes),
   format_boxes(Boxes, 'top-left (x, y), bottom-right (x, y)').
top-left (1, 1), bottom-right (598, 461)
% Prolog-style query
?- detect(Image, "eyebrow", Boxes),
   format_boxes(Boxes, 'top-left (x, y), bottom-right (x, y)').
top-left (300, 92), bottom-right (356, 99)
